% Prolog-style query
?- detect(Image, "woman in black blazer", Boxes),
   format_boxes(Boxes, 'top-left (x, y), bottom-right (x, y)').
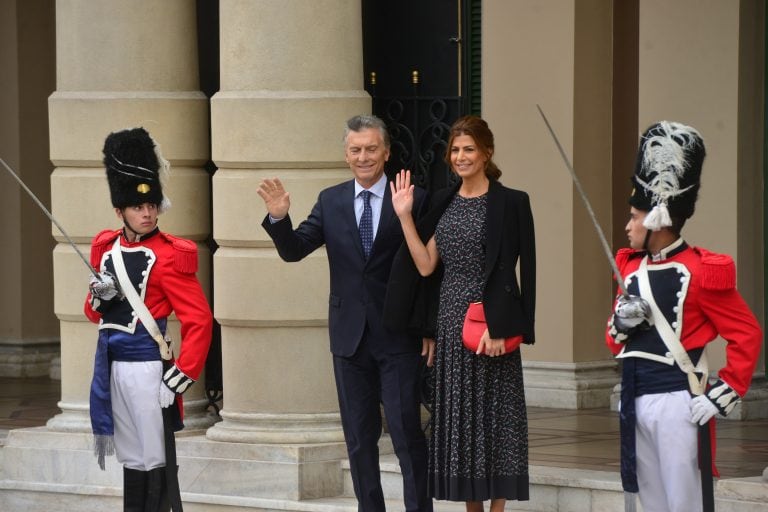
top-left (389, 116), bottom-right (536, 512)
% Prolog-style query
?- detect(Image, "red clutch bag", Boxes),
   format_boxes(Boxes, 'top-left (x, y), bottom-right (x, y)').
top-left (462, 302), bottom-right (523, 354)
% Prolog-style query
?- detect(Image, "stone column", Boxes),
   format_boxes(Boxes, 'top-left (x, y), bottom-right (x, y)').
top-left (1, 3), bottom-right (213, 506)
top-left (203, 0), bottom-right (369, 500)
top-left (483, 0), bottom-right (620, 408)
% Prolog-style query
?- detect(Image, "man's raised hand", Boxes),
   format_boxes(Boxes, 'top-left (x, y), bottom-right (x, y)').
top-left (257, 178), bottom-right (291, 220)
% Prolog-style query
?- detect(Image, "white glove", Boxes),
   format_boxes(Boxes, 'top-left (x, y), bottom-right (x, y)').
top-left (690, 394), bottom-right (719, 425)
top-left (158, 382), bottom-right (176, 408)
top-left (89, 272), bottom-right (120, 301)
top-left (613, 294), bottom-right (651, 333)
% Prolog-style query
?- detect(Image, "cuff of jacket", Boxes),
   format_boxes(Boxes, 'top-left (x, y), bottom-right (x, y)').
top-left (163, 365), bottom-right (196, 394)
top-left (706, 378), bottom-right (740, 417)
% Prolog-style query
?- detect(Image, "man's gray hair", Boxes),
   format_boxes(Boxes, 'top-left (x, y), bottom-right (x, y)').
top-left (344, 115), bottom-right (390, 149)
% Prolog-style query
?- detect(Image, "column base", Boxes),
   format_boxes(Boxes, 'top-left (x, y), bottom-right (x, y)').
top-left (49, 356), bottom-right (61, 380)
top-left (523, 360), bottom-right (620, 409)
top-left (206, 410), bottom-right (345, 444)
top-left (725, 374), bottom-right (768, 420)
top-left (0, 338), bottom-right (59, 377)
top-left (0, 427), bottom-right (349, 507)
top-left (45, 398), bottom-right (219, 433)
top-left (45, 402), bottom-right (90, 432)
top-left (182, 396), bottom-right (222, 431)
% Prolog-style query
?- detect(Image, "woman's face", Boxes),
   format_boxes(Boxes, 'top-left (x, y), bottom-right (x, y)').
top-left (449, 134), bottom-right (489, 180)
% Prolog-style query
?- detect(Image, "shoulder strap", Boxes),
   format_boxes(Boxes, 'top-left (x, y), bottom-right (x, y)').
top-left (637, 256), bottom-right (707, 395)
top-left (110, 237), bottom-right (172, 360)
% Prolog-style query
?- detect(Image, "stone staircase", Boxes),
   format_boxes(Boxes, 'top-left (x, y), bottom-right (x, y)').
top-left (1, 431), bottom-right (767, 511)
top-left (342, 454), bottom-right (626, 512)
top-left (341, 455), bottom-right (768, 512)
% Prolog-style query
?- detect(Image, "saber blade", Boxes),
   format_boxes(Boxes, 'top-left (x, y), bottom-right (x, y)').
top-left (535, 104), bottom-right (628, 296)
top-left (0, 157), bottom-right (99, 279)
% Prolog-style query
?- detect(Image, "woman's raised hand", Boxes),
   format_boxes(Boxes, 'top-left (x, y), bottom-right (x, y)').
top-left (390, 169), bottom-right (415, 218)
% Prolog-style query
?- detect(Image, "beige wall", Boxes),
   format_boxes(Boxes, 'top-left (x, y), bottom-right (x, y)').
top-left (484, 0), bottom-right (765, 376)
top-left (738, 0), bottom-right (766, 327)
top-left (639, 0), bottom-right (765, 372)
top-left (0, 0), bottom-right (23, 342)
top-left (0, 1), bottom-right (58, 339)
top-left (0, 0), bottom-right (58, 372)
top-left (484, 0), bottom-right (615, 364)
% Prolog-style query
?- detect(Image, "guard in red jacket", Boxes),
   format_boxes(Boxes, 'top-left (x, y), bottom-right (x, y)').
top-left (606, 121), bottom-right (762, 512)
top-left (86, 128), bottom-right (212, 512)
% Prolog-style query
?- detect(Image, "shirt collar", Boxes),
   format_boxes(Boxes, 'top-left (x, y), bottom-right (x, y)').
top-left (122, 226), bottom-right (159, 244)
top-left (650, 237), bottom-right (687, 262)
top-left (355, 174), bottom-right (387, 199)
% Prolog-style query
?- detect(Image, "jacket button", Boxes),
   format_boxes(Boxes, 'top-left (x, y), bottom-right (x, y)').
top-left (499, 263), bottom-right (505, 270)
top-left (504, 285), bottom-right (512, 292)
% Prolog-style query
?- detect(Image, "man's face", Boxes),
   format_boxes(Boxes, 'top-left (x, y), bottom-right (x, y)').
top-left (625, 207), bottom-right (648, 250)
top-left (117, 202), bottom-right (158, 236)
top-left (344, 128), bottom-right (390, 188)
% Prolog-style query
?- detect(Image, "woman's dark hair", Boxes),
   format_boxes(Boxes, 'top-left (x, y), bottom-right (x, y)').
top-left (444, 115), bottom-right (501, 180)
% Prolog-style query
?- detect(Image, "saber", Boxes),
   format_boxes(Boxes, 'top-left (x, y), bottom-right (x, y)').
top-left (0, 157), bottom-right (100, 279)
top-left (536, 105), bottom-right (628, 297)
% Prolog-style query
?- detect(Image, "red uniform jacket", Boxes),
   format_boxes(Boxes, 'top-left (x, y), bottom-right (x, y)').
top-left (85, 229), bottom-right (213, 390)
top-left (606, 244), bottom-right (762, 398)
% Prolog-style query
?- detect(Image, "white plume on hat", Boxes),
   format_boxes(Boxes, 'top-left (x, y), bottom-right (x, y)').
top-left (633, 121), bottom-right (703, 231)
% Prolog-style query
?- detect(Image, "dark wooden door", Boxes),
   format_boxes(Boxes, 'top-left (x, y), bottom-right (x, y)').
top-left (362, 0), bottom-right (480, 192)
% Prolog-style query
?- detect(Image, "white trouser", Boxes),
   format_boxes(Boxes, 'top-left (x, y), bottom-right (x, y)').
top-left (635, 390), bottom-right (702, 512)
top-left (110, 360), bottom-right (166, 471)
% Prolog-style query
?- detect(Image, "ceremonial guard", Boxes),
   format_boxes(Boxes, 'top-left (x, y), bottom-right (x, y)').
top-left (606, 121), bottom-right (762, 512)
top-left (86, 128), bottom-right (213, 511)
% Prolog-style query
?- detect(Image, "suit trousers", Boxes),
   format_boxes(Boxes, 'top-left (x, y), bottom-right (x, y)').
top-left (333, 335), bottom-right (431, 512)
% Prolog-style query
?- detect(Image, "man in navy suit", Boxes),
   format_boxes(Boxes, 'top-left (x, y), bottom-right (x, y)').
top-left (257, 115), bottom-right (432, 512)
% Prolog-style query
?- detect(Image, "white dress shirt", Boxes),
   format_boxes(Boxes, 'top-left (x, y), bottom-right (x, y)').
top-left (354, 174), bottom-right (387, 240)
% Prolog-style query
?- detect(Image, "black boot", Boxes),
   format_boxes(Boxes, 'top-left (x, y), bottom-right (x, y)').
top-left (123, 467), bottom-right (147, 512)
top-left (145, 467), bottom-right (171, 512)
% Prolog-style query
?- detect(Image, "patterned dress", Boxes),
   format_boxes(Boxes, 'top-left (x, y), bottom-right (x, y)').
top-left (429, 193), bottom-right (529, 501)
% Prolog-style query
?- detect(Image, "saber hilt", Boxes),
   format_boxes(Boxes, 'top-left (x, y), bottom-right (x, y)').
top-left (0, 157), bottom-right (101, 280)
top-left (536, 105), bottom-right (629, 297)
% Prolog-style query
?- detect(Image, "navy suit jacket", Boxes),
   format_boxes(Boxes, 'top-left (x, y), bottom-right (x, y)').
top-left (262, 178), bottom-right (428, 357)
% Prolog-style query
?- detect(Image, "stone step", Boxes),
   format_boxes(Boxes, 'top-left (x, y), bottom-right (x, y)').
top-left (3, 465), bottom-right (768, 512)
top-left (342, 454), bottom-right (768, 512)
top-left (342, 454), bottom-right (626, 511)
top-left (2, 429), bottom-right (766, 512)
top-left (714, 476), bottom-right (768, 512)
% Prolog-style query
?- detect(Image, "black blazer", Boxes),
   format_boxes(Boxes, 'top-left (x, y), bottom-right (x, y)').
top-left (385, 179), bottom-right (536, 343)
top-left (262, 178), bottom-right (428, 356)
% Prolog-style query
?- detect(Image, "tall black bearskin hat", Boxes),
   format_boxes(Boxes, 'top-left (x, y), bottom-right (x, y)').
top-left (103, 127), bottom-right (171, 212)
top-left (629, 121), bottom-right (705, 231)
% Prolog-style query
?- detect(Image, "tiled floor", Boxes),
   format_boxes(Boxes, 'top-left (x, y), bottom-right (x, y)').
top-left (527, 406), bottom-right (768, 479)
top-left (1, 377), bottom-right (766, 479)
